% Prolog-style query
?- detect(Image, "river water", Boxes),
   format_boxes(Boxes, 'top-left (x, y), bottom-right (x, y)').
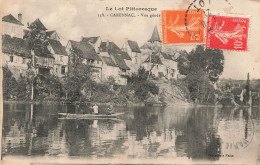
top-left (2, 103), bottom-right (260, 163)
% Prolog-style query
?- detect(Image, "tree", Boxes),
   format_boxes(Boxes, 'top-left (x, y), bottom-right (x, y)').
top-left (178, 45), bottom-right (224, 83)
top-left (64, 47), bottom-right (94, 101)
top-left (127, 67), bottom-right (159, 101)
top-left (24, 22), bottom-right (49, 100)
top-left (244, 72), bottom-right (250, 105)
top-left (2, 66), bottom-right (17, 99)
top-left (177, 45), bottom-right (224, 103)
top-left (185, 69), bottom-right (215, 103)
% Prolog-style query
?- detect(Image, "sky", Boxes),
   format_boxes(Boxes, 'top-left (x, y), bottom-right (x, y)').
top-left (1, 0), bottom-right (260, 80)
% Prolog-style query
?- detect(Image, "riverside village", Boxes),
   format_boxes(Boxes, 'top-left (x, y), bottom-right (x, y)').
top-left (2, 13), bottom-right (260, 107)
top-left (1, 12), bottom-right (260, 162)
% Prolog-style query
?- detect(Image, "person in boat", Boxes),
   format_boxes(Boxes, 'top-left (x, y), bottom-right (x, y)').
top-left (106, 104), bottom-right (115, 115)
top-left (93, 104), bottom-right (99, 114)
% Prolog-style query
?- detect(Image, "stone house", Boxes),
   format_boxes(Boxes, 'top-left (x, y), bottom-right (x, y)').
top-left (66, 40), bottom-right (103, 82)
top-left (81, 36), bottom-right (102, 54)
top-left (47, 39), bottom-right (68, 77)
top-left (98, 41), bottom-right (131, 85)
top-left (2, 34), bottom-right (31, 79)
top-left (140, 25), bottom-right (179, 80)
top-left (2, 14), bottom-right (24, 39)
top-left (142, 54), bottom-right (165, 78)
top-left (121, 39), bottom-right (141, 73)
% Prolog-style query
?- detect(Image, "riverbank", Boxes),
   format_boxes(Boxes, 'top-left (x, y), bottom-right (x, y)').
top-left (3, 79), bottom-right (193, 107)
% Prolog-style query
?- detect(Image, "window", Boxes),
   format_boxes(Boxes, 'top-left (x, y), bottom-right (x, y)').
top-left (22, 58), bottom-right (26, 64)
top-left (10, 56), bottom-right (13, 62)
top-left (61, 66), bottom-right (66, 75)
top-left (156, 65), bottom-right (158, 69)
top-left (56, 67), bottom-right (58, 73)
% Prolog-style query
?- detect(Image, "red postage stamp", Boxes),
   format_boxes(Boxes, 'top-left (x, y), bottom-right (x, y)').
top-left (162, 9), bottom-right (204, 44)
top-left (206, 15), bottom-right (250, 51)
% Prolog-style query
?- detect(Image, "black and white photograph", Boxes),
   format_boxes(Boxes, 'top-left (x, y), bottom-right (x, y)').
top-left (0, 0), bottom-right (260, 164)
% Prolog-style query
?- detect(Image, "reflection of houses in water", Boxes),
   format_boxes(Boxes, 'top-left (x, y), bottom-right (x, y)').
top-left (46, 122), bottom-right (68, 157)
top-left (89, 120), bottom-right (127, 146)
top-left (2, 122), bottom-right (26, 154)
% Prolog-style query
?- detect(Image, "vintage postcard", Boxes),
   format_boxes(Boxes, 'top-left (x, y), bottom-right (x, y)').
top-left (0, 0), bottom-right (260, 165)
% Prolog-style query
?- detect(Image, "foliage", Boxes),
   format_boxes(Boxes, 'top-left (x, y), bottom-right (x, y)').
top-left (64, 47), bottom-right (94, 101)
top-left (25, 22), bottom-right (48, 53)
top-left (15, 75), bottom-right (29, 99)
top-left (34, 74), bottom-right (61, 100)
top-left (2, 66), bottom-right (17, 99)
top-left (184, 69), bottom-right (215, 104)
top-left (128, 67), bottom-right (159, 101)
top-left (177, 45), bottom-right (224, 103)
top-left (243, 72), bottom-right (250, 104)
top-left (178, 45), bottom-right (224, 83)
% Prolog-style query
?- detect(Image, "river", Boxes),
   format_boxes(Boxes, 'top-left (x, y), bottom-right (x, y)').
top-left (2, 103), bottom-right (260, 164)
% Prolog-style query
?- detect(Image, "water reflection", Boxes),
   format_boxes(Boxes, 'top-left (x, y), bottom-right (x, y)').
top-left (2, 103), bottom-right (260, 161)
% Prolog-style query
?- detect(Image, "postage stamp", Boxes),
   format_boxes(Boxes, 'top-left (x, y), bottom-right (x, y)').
top-left (162, 9), bottom-right (204, 44)
top-left (206, 15), bottom-right (250, 51)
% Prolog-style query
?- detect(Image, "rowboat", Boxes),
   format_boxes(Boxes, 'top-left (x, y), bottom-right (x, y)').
top-left (58, 112), bottom-right (125, 119)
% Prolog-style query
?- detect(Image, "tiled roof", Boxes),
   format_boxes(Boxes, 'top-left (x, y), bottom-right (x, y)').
top-left (48, 39), bottom-right (67, 56)
top-left (2, 34), bottom-right (31, 58)
top-left (30, 19), bottom-right (47, 30)
top-left (46, 30), bottom-right (55, 36)
top-left (69, 40), bottom-right (101, 61)
top-left (100, 41), bottom-right (131, 60)
top-left (128, 40), bottom-right (141, 53)
top-left (121, 51), bottom-right (131, 60)
top-left (140, 43), bottom-right (152, 50)
top-left (160, 52), bottom-right (173, 60)
top-left (81, 37), bottom-right (99, 44)
top-left (100, 56), bottom-right (117, 67)
top-left (143, 54), bottom-right (163, 65)
top-left (111, 54), bottom-right (130, 70)
top-left (148, 26), bottom-right (161, 43)
top-left (34, 46), bottom-right (54, 58)
top-left (2, 14), bottom-right (24, 26)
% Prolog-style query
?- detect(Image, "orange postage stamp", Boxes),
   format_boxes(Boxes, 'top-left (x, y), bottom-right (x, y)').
top-left (162, 9), bottom-right (204, 44)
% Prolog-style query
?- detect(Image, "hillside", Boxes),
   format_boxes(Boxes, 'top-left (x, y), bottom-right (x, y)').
top-left (155, 80), bottom-right (191, 107)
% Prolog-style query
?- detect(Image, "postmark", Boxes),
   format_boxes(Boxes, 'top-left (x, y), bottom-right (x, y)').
top-left (162, 9), bottom-right (204, 44)
top-left (206, 15), bottom-right (250, 51)
top-left (184, 0), bottom-right (233, 32)
top-left (216, 108), bottom-right (255, 150)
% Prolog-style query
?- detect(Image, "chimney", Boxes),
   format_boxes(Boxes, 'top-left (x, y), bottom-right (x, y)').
top-left (18, 13), bottom-right (22, 23)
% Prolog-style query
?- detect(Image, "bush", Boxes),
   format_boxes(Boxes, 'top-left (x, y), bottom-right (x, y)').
top-left (2, 66), bottom-right (18, 99)
top-left (127, 67), bottom-right (159, 102)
